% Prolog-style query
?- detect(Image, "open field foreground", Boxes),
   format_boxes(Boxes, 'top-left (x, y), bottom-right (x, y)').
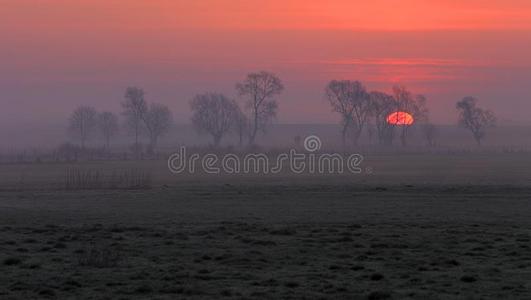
top-left (1, 183), bottom-right (531, 299)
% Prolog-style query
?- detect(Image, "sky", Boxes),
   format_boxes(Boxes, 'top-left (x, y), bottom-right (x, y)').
top-left (2, 0), bottom-right (531, 132)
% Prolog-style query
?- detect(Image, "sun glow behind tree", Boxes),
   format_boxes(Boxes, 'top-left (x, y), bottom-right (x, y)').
top-left (387, 111), bottom-right (414, 126)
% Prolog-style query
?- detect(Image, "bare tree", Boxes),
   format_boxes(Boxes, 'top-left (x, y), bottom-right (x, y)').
top-left (326, 80), bottom-right (355, 147)
top-left (369, 91), bottom-right (397, 145)
top-left (122, 86), bottom-right (147, 153)
top-left (236, 71), bottom-right (284, 145)
top-left (456, 96), bottom-right (496, 146)
top-left (98, 112), bottom-right (119, 150)
top-left (234, 104), bottom-right (249, 147)
top-left (421, 122), bottom-right (439, 147)
top-left (144, 103), bottom-right (173, 153)
top-left (412, 95), bottom-right (429, 123)
top-left (392, 86), bottom-right (429, 147)
top-left (349, 83), bottom-right (371, 146)
top-left (68, 106), bottom-right (97, 149)
top-left (326, 80), bottom-right (370, 147)
top-left (190, 93), bottom-right (240, 146)
top-left (366, 122), bottom-right (375, 145)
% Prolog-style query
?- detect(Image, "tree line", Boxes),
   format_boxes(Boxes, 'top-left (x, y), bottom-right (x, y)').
top-left (68, 87), bottom-right (173, 154)
top-left (67, 71), bottom-right (497, 151)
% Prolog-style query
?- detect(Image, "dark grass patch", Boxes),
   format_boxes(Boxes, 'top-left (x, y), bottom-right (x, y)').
top-left (445, 259), bottom-right (460, 267)
top-left (284, 281), bottom-right (300, 288)
top-left (3, 257), bottom-right (22, 266)
top-left (22, 261), bottom-right (41, 269)
top-left (64, 280), bottom-right (82, 288)
top-left (269, 227), bottom-right (297, 235)
top-left (134, 284), bottom-right (153, 294)
top-left (37, 289), bottom-right (56, 298)
top-left (367, 291), bottom-right (392, 300)
top-left (238, 236), bottom-right (277, 246)
top-left (76, 243), bottom-right (121, 268)
top-left (461, 275), bottom-right (477, 283)
top-left (370, 273), bottom-right (384, 281)
top-left (54, 242), bottom-right (67, 249)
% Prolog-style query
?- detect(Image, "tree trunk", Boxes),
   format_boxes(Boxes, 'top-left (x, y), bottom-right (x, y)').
top-left (400, 127), bottom-right (408, 147)
top-left (213, 134), bottom-right (222, 147)
top-left (352, 129), bottom-right (362, 147)
top-left (135, 126), bottom-right (139, 154)
top-left (475, 136), bottom-right (482, 146)
top-left (250, 120), bottom-right (258, 146)
top-left (341, 124), bottom-right (349, 149)
top-left (149, 135), bottom-right (158, 154)
top-left (249, 108), bottom-right (259, 145)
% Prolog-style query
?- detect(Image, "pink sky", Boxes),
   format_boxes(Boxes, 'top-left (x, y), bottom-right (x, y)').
top-left (2, 0), bottom-right (531, 126)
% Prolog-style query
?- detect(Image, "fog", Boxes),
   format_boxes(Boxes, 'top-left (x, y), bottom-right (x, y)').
top-left (2, 2), bottom-right (531, 149)
top-left (2, 29), bottom-right (531, 149)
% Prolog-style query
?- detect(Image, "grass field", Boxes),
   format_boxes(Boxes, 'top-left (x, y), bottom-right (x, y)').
top-left (1, 153), bottom-right (531, 299)
top-left (2, 152), bottom-right (531, 188)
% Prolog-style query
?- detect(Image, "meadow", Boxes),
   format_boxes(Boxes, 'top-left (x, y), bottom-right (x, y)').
top-left (1, 153), bottom-right (531, 299)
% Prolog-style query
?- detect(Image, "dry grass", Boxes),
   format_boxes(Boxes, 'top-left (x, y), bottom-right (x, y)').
top-left (76, 243), bottom-right (121, 268)
top-left (64, 168), bottom-right (103, 190)
top-left (1, 218), bottom-right (531, 299)
top-left (1, 155), bottom-right (531, 298)
top-left (1, 152), bottom-right (531, 191)
top-left (64, 168), bottom-right (152, 190)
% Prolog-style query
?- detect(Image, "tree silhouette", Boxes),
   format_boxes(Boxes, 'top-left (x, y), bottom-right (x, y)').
top-left (122, 86), bottom-right (147, 154)
top-left (326, 80), bottom-right (371, 147)
top-left (98, 111), bottom-right (119, 150)
top-left (144, 103), bottom-right (173, 153)
top-left (369, 91), bottom-right (397, 146)
top-left (456, 97), bottom-right (496, 146)
top-left (190, 93), bottom-right (240, 146)
top-left (68, 106), bottom-right (97, 149)
top-left (236, 71), bottom-right (283, 145)
top-left (392, 86), bottom-right (429, 147)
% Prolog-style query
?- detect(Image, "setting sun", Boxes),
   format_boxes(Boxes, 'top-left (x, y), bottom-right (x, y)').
top-left (387, 112), bottom-right (414, 126)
